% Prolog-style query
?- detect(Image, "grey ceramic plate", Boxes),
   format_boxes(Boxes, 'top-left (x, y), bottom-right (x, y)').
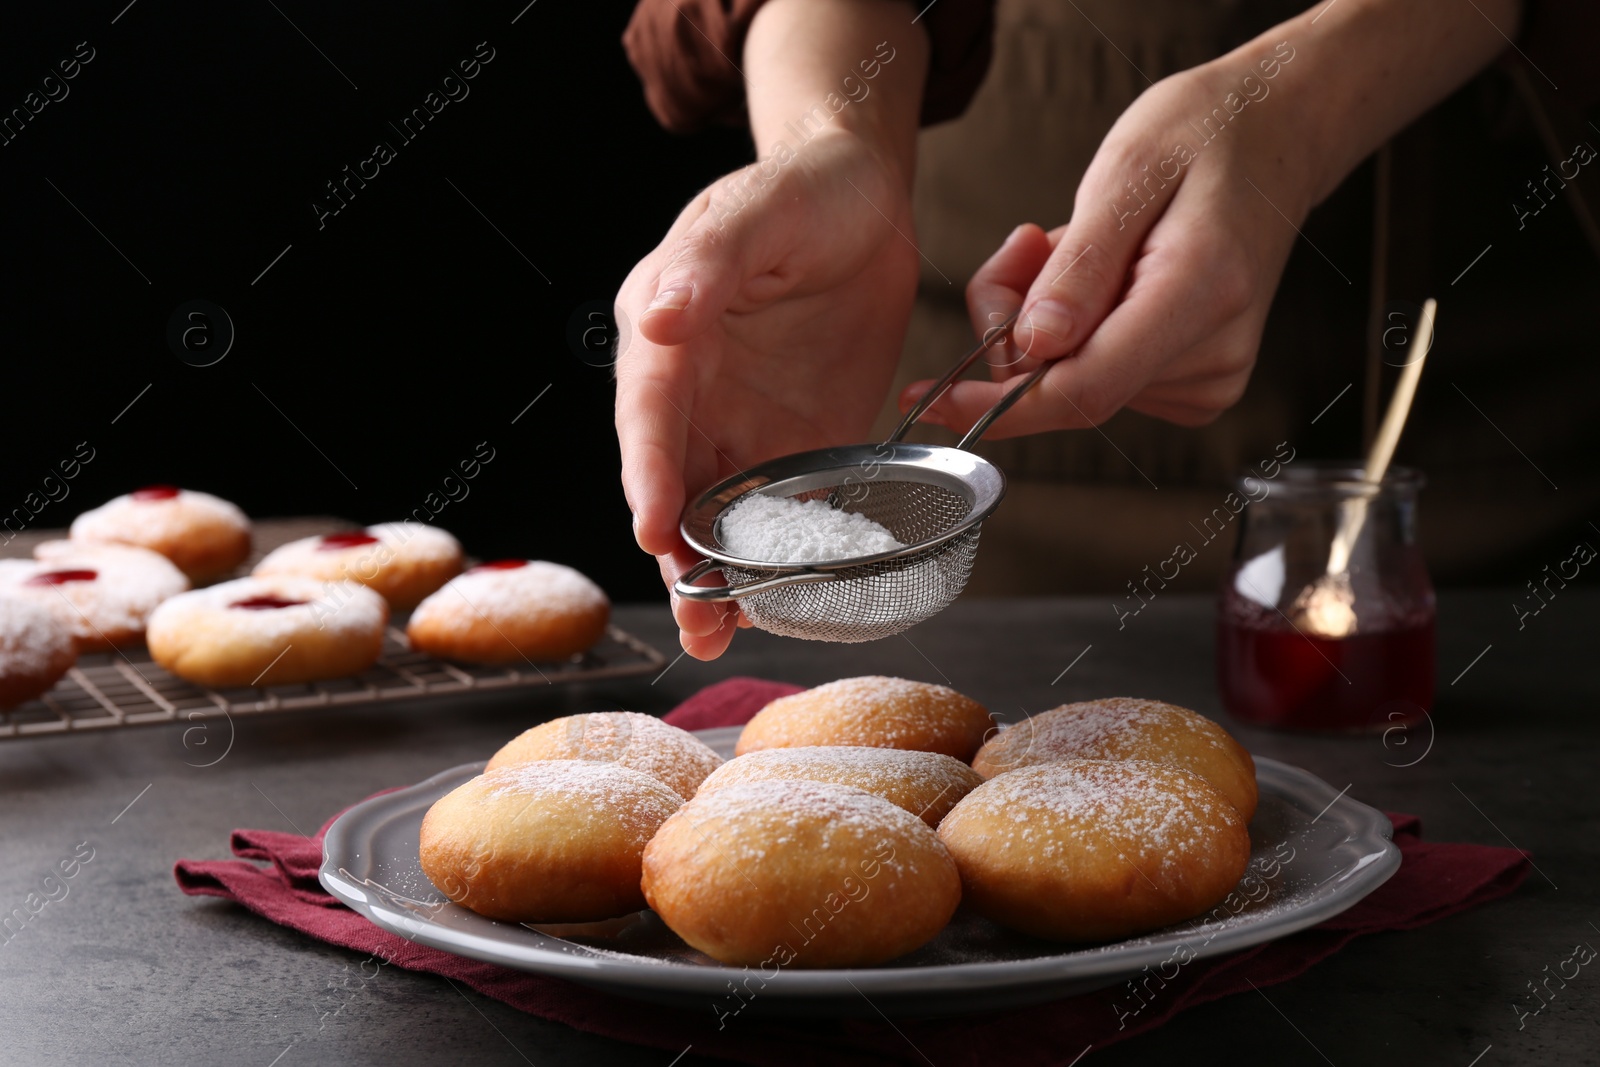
top-left (320, 726), bottom-right (1400, 1016)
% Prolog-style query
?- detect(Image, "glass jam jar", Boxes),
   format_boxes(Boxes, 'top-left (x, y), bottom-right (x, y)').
top-left (1216, 464), bottom-right (1436, 731)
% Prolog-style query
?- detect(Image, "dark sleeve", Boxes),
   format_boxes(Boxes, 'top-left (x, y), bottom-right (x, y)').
top-left (621, 0), bottom-right (997, 133)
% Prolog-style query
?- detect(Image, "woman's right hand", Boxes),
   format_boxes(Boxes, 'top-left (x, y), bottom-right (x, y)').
top-left (615, 125), bottom-right (922, 660)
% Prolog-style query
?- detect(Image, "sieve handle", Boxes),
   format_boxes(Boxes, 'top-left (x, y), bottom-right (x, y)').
top-left (672, 558), bottom-right (840, 602)
top-left (886, 309), bottom-right (1020, 444)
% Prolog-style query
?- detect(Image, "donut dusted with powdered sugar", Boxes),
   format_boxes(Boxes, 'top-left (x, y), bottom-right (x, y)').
top-left (696, 746), bottom-right (984, 826)
top-left (69, 485), bottom-right (251, 584)
top-left (146, 575), bottom-right (386, 687)
top-left (0, 595), bottom-right (77, 708)
top-left (1, 542), bottom-right (189, 652)
top-left (406, 559), bottom-right (609, 664)
top-left (736, 676), bottom-right (992, 762)
top-left (485, 711), bottom-right (720, 800)
top-left (252, 522), bottom-right (462, 610)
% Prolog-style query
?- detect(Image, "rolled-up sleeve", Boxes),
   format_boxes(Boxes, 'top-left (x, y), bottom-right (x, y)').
top-left (622, 0), bottom-right (998, 133)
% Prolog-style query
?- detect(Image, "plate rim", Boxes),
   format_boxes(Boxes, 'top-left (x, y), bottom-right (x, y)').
top-left (320, 738), bottom-right (1400, 999)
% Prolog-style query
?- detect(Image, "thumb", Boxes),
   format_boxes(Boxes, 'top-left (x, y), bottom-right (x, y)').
top-left (639, 177), bottom-right (768, 347)
top-left (1010, 151), bottom-right (1173, 361)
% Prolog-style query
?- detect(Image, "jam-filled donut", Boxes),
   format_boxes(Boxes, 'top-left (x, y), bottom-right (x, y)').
top-left (642, 779), bottom-right (961, 967)
top-left (971, 698), bottom-right (1258, 819)
top-left (696, 746), bottom-right (985, 826)
top-left (0, 543), bottom-right (189, 653)
top-left (420, 760), bottom-right (683, 922)
top-left (938, 759), bottom-right (1251, 942)
top-left (405, 560), bottom-right (610, 664)
top-left (252, 522), bottom-right (462, 610)
top-left (485, 711), bottom-right (721, 800)
top-left (736, 676), bottom-right (992, 762)
top-left (70, 485), bottom-right (251, 584)
top-left (145, 575), bottom-right (387, 687)
top-left (0, 595), bottom-right (78, 708)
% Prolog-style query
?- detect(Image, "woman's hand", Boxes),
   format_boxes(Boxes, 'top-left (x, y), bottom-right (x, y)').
top-left (615, 127), bottom-right (921, 659)
top-left (906, 0), bottom-right (1521, 437)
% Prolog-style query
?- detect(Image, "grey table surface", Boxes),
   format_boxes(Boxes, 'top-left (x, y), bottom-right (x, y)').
top-left (1, 590), bottom-right (1595, 1067)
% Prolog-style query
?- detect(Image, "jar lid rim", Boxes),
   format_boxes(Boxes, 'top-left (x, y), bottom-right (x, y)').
top-left (1236, 462), bottom-right (1425, 496)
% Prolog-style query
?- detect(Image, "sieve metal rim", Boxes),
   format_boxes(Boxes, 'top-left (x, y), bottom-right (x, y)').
top-left (678, 441), bottom-right (1005, 572)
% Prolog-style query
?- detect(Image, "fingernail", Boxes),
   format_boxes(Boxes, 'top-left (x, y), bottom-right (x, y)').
top-left (1002, 224), bottom-right (1030, 247)
top-left (1020, 300), bottom-right (1072, 345)
top-left (647, 285), bottom-right (692, 313)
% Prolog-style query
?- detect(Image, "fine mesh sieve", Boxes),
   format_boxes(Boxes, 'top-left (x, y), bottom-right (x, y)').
top-left (674, 312), bottom-right (1049, 642)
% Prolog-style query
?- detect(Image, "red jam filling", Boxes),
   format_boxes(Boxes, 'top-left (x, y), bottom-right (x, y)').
top-left (230, 595), bottom-right (307, 610)
top-left (469, 559), bottom-right (528, 573)
top-left (26, 569), bottom-right (98, 586)
top-left (318, 532), bottom-right (379, 551)
top-left (132, 485), bottom-right (181, 501)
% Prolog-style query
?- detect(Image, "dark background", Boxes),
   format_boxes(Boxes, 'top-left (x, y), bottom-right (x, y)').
top-left (1, 0), bottom-right (750, 603)
top-left (2, 1), bottom-right (1595, 605)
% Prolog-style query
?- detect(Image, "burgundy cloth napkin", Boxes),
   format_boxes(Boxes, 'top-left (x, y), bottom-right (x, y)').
top-left (175, 677), bottom-right (1531, 1066)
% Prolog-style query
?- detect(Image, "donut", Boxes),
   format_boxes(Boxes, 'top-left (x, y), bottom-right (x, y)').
top-left (69, 485), bottom-right (251, 583)
top-left (971, 698), bottom-right (1258, 819)
top-left (485, 711), bottom-right (720, 800)
top-left (643, 780), bottom-right (961, 967)
top-left (406, 560), bottom-right (609, 664)
top-left (697, 747), bottom-right (984, 827)
top-left (0, 542), bottom-right (188, 653)
top-left (0, 595), bottom-right (78, 708)
top-left (420, 760), bottom-right (683, 922)
top-left (252, 522), bottom-right (462, 610)
top-left (735, 676), bottom-right (992, 762)
top-left (146, 575), bottom-right (387, 687)
top-left (938, 759), bottom-right (1251, 942)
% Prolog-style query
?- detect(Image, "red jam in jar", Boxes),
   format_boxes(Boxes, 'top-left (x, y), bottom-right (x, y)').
top-left (26, 569), bottom-right (98, 586)
top-left (318, 532), bottom-right (379, 551)
top-left (1216, 464), bottom-right (1436, 732)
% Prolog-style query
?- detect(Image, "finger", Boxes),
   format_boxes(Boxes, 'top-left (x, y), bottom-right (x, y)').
top-left (615, 359), bottom-right (692, 557)
top-left (658, 545), bottom-right (736, 639)
top-left (918, 238), bottom-right (1225, 438)
top-left (965, 224), bottom-right (1055, 378)
top-left (637, 169), bottom-right (774, 347)
top-left (1011, 144), bottom-right (1181, 361)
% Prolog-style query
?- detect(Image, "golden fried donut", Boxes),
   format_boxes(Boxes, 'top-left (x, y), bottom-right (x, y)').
top-left (485, 711), bottom-right (722, 799)
top-left (0, 595), bottom-right (77, 708)
top-left (642, 780), bottom-right (961, 967)
top-left (406, 560), bottom-right (609, 664)
top-left (146, 575), bottom-right (387, 687)
top-left (69, 485), bottom-right (251, 583)
top-left (971, 698), bottom-right (1258, 819)
top-left (938, 759), bottom-right (1250, 942)
top-left (420, 760), bottom-right (682, 922)
top-left (252, 522), bottom-right (461, 610)
top-left (0, 542), bottom-right (188, 653)
top-left (697, 746), bottom-right (984, 826)
top-left (735, 676), bottom-right (991, 762)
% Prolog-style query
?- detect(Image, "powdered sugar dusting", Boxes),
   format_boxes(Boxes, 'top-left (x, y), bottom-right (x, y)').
top-left (700, 746), bottom-right (982, 819)
top-left (255, 521), bottom-right (461, 575)
top-left (146, 575), bottom-right (386, 642)
top-left (491, 712), bottom-right (721, 799)
top-left (980, 698), bottom-right (1231, 773)
top-left (742, 676), bottom-right (987, 751)
top-left (717, 493), bottom-right (903, 563)
top-left (412, 560), bottom-right (607, 626)
top-left (0, 594), bottom-right (76, 676)
top-left (0, 543), bottom-right (189, 644)
top-left (70, 488), bottom-right (248, 547)
top-left (479, 760), bottom-right (683, 837)
top-left (946, 760), bottom-right (1237, 875)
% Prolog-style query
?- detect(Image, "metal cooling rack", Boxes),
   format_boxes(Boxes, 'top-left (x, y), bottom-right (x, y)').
top-left (0, 625), bottom-right (666, 741)
top-left (0, 517), bottom-right (668, 741)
